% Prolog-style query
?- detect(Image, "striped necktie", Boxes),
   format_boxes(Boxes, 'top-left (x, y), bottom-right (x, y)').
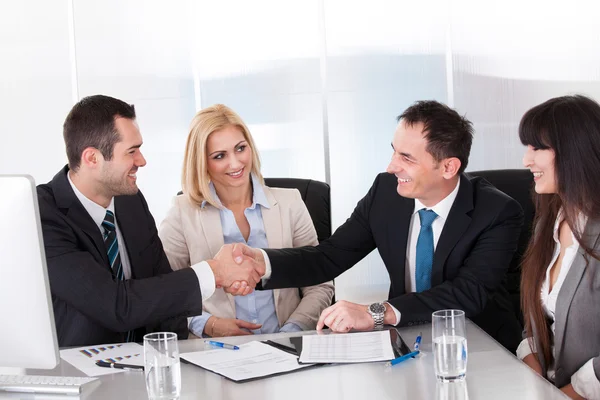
top-left (101, 210), bottom-right (134, 342)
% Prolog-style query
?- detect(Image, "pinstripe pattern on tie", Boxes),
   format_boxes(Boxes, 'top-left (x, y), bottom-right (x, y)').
top-left (101, 210), bottom-right (133, 342)
top-left (415, 208), bottom-right (437, 293)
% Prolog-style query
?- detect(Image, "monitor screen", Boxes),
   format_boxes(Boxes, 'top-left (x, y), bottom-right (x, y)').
top-left (0, 175), bottom-right (59, 370)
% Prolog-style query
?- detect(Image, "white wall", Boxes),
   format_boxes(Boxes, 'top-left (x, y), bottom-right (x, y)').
top-left (3, 0), bottom-right (600, 302)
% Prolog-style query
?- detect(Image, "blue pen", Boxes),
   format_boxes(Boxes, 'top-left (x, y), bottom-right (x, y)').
top-left (206, 340), bottom-right (240, 350)
top-left (414, 332), bottom-right (422, 351)
top-left (386, 350), bottom-right (420, 366)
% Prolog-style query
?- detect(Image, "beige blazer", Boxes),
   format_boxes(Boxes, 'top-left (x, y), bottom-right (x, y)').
top-left (158, 186), bottom-right (334, 332)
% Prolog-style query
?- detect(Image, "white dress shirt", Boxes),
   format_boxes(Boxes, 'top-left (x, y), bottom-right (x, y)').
top-left (263, 178), bottom-right (461, 326)
top-left (67, 173), bottom-right (215, 300)
top-left (516, 211), bottom-right (600, 399)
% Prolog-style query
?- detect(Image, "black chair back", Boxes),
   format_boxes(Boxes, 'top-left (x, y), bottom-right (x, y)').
top-left (264, 178), bottom-right (332, 243)
top-left (467, 169), bottom-right (535, 325)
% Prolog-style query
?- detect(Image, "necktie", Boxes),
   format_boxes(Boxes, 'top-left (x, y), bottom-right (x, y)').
top-left (102, 210), bottom-right (133, 341)
top-left (102, 210), bottom-right (123, 280)
top-left (415, 209), bottom-right (438, 292)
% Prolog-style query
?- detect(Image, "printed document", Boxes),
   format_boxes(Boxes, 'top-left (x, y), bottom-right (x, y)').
top-left (60, 342), bottom-right (144, 376)
top-left (181, 341), bottom-right (312, 382)
top-left (299, 331), bottom-right (395, 363)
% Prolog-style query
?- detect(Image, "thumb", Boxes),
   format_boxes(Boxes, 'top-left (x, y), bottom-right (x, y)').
top-left (232, 243), bottom-right (245, 264)
top-left (235, 319), bottom-right (262, 329)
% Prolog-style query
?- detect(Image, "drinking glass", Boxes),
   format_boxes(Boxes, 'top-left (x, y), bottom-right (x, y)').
top-left (144, 332), bottom-right (181, 400)
top-left (432, 310), bottom-right (467, 382)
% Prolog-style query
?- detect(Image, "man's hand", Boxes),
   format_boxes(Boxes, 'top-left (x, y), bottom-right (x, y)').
top-left (227, 243), bottom-right (266, 294)
top-left (316, 300), bottom-right (375, 332)
top-left (209, 244), bottom-right (262, 296)
top-left (205, 316), bottom-right (262, 337)
top-left (560, 384), bottom-right (584, 399)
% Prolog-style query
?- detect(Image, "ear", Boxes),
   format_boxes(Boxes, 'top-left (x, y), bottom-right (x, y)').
top-left (441, 157), bottom-right (461, 179)
top-left (80, 147), bottom-right (102, 169)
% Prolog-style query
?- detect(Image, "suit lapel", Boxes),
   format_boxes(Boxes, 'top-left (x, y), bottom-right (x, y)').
top-left (432, 175), bottom-right (473, 286)
top-left (53, 167), bottom-right (110, 269)
top-left (199, 205), bottom-right (236, 313)
top-left (261, 187), bottom-right (282, 309)
top-left (554, 218), bottom-right (600, 362)
top-left (387, 194), bottom-right (413, 295)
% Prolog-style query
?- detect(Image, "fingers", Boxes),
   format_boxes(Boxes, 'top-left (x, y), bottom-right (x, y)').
top-left (317, 304), bottom-right (337, 330)
top-left (235, 319), bottom-right (263, 330)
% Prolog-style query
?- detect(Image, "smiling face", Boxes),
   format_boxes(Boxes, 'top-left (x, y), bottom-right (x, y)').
top-left (522, 145), bottom-right (557, 194)
top-left (385, 120), bottom-right (459, 207)
top-left (98, 117), bottom-right (146, 196)
top-left (206, 124), bottom-right (253, 192)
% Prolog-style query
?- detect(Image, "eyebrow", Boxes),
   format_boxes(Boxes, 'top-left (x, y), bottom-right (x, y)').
top-left (126, 143), bottom-right (142, 151)
top-left (391, 143), bottom-right (415, 161)
top-left (209, 140), bottom-right (247, 157)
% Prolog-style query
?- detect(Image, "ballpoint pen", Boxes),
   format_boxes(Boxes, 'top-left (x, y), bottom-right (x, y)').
top-left (385, 350), bottom-right (420, 367)
top-left (414, 332), bottom-right (422, 351)
top-left (206, 340), bottom-right (240, 350)
top-left (95, 360), bottom-right (145, 371)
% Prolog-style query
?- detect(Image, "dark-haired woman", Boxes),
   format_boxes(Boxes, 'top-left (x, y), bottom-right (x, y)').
top-left (518, 95), bottom-right (600, 399)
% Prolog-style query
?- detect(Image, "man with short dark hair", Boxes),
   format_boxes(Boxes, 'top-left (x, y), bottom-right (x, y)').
top-left (232, 100), bottom-right (524, 352)
top-left (38, 95), bottom-right (261, 346)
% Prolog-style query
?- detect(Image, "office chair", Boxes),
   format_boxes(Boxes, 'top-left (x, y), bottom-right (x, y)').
top-left (467, 169), bottom-right (535, 326)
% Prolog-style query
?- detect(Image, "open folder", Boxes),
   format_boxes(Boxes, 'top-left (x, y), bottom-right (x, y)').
top-left (180, 329), bottom-right (410, 383)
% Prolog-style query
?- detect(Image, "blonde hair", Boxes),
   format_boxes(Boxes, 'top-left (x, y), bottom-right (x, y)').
top-left (182, 104), bottom-right (264, 208)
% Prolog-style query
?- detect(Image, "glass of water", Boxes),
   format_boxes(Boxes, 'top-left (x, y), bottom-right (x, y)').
top-left (144, 332), bottom-right (181, 400)
top-left (432, 310), bottom-right (467, 382)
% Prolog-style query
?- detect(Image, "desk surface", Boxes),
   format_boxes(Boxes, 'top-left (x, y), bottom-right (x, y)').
top-left (9, 321), bottom-right (567, 400)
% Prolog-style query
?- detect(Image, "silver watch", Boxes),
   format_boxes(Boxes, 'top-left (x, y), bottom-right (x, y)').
top-left (368, 302), bottom-right (386, 330)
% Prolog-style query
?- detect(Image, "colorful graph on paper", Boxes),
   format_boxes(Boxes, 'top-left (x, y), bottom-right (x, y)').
top-left (61, 342), bottom-right (144, 376)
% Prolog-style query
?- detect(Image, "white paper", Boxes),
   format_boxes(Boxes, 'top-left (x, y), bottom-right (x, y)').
top-left (60, 342), bottom-right (144, 376)
top-left (299, 331), bottom-right (395, 363)
top-left (180, 341), bottom-right (311, 381)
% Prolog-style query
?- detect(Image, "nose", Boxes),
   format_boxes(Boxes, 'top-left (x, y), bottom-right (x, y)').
top-left (136, 151), bottom-right (147, 168)
top-left (229, 154), bottom-right (243, 170)
top-left (522, 146), bottom-right (533, 168)
top-left (386, 155), bottom-right (401, 175)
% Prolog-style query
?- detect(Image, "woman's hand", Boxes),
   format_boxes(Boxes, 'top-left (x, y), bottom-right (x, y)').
top-left (205, 316), bottom-right (262, 337)
top-left (522, 353), bottom-right (543, 375)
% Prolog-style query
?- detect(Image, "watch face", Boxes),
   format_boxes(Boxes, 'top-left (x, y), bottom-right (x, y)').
top-left (369, 303), bottom-right (386, 314)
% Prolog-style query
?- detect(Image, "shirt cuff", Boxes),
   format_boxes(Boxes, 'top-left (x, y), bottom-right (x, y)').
top-left (385, 303), bottom-right (401, 326)
top-left (571, 359), bottom-right (600, 399)
top-left (260, 249), bottom-right (272, 281)
top-left (516, 338), bottom-right (536, 360)
top-left (279, 322), bottom-right (303, 333)
top-left (190, 261), bottom-right (216, 301)
top-left (189, 313), bottom-right (212, 338)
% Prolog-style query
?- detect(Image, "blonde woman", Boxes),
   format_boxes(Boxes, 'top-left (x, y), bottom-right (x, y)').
top-left (159, 104), bottom-right (334, 337)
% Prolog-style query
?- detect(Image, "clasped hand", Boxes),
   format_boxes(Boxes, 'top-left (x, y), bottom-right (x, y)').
top-left (208, 243), bottom-right (266, 296)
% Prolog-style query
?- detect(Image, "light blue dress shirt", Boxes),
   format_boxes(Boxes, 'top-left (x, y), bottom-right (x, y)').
top-left (189, 174), bottom-right (302, 337)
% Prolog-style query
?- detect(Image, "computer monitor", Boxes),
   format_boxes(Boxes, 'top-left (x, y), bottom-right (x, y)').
top-left (0, 175), bottom-right (59, 370)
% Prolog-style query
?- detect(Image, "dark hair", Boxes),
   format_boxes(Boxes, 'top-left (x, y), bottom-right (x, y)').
top-left (519, 94), bottom-right (600, 368)
top-left (63, 95), bottom-right (136, 171)
top-left (397, 100), bottom-right (473, 174)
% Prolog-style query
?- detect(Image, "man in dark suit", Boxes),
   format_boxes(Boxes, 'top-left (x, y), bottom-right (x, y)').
top-left (38, 95), bottom-right (261, 347)
top-left (230, 100), bottom-right (524, 352)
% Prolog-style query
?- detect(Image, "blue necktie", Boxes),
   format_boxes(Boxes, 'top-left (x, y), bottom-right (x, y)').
top-left (102, 210), bottom-right (133, 341)
top-left (415, 209), bottom-right (437, 292)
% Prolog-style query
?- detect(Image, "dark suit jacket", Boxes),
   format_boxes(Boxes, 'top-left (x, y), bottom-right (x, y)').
top-left (264, 172), bottom-right (524, 351)
top-left (37, 166), bottom-right (204, 347)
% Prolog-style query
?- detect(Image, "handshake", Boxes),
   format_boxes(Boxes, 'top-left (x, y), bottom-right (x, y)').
top-left (206, 243), bottom-right (267, 296)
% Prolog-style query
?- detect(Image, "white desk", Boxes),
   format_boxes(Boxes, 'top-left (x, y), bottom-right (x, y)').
top-left (7, 321), bottom-right (567, 400)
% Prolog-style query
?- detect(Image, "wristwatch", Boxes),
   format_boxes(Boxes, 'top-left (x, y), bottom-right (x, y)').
top-left (368, 302), bottom-right (386, 330)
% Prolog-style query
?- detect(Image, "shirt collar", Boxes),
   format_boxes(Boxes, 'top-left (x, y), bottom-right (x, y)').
top-left (67, 171), bottom-right (115, 229)
top-left (553, 209), bottom-right (587, 244)
top-left (202, 173), bottom-right (270, 210)
top-left (412, 179), bottom-right (460, 221)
